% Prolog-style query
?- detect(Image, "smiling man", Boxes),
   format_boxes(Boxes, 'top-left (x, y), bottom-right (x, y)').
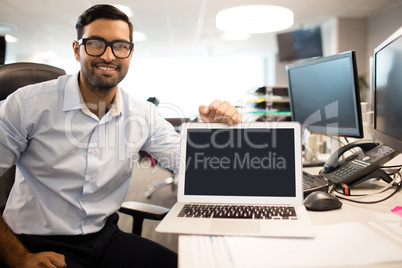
top-left (74, 17), bottom-right (133, 119)
top-left (0, 4), bottom-right (241, 268)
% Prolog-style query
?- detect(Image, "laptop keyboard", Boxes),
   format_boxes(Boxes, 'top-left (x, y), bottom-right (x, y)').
top-left (178, 204), bottom-right (298, 220)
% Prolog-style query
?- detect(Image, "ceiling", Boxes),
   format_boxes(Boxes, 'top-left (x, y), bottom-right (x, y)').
top-left (1, 0), bottom-right (401, 62)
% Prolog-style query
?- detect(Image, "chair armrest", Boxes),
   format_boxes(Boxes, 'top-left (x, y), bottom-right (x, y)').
top-left (119, 201), bottom-right (170, 220)
top-left (118, 201), bottom-right (170, 236)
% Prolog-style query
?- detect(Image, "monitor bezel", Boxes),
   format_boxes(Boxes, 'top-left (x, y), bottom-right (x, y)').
top-left (373, 26), bottom-right (402, 153)
top-left (286, 51), bottom-right (364, 138)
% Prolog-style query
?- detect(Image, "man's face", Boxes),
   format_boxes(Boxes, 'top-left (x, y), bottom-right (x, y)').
top-left (73, 18), bottom-right (133, 93)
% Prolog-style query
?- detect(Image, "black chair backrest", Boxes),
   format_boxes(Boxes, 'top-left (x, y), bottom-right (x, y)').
top-left (0, 166), bottom-right (15, 213)
top-left (0, 62), bottom-right (66, 211)
top-left (0, 62), bottom-right (66, 101)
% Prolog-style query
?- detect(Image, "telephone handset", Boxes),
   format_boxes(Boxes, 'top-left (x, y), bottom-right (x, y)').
top-left (320, 140), bottom-right (399, 186)
top-left (323, 140), bottom-right (378, 173)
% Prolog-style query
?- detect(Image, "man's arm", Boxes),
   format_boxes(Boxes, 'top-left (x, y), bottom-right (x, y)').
top-left (0, 216), bottom-right (66, 268)
top-left (199, 100), bottom-right (242, 125)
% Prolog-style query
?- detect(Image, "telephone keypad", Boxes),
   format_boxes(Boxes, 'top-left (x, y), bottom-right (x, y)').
top-left (328, 159), bottom-right (370, 182)
top-left (352, 159), bottom-right (371, 168)
top-left (321, 144), bottom-right (399, 185)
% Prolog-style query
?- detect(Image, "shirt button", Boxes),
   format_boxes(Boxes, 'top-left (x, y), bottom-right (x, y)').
top-left (82, 200), bottom-right (86, 205)
top-left (90, 149), bottom-right (95, 154)
top-left (84, 220), bottom-right (88, 225)
top-left (88, 178), bottom-right (92, 182)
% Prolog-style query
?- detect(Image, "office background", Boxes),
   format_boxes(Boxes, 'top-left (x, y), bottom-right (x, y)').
top-left (1, 0), bottom-right (402, 117)
top-left (1, 1), bottom-right (402, 257)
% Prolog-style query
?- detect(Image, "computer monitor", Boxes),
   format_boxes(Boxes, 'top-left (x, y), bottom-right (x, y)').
top-left (286, 51), bottom-right (363, 138)
top-left (277, 26), bottom-right (323, 62)
top-left (373, 26), bottom-right (402, 153)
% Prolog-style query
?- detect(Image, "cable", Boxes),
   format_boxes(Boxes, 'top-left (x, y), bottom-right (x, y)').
top-left (330, 170), bottom-right (402, 204)
top-left (382, 164), bottom-right (402, 169)
top-left (334, 180), bottom-right (401, 204)
top-left (331, 169), bottom-right (400, 198)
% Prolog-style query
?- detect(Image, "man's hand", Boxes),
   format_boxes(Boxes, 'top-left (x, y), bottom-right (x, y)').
top-left (20, 252), bottom-right (67, 268)
top-left (199, 100), bottom-right (241, 125)
top-left (1, 216), bottom-right (66, 268)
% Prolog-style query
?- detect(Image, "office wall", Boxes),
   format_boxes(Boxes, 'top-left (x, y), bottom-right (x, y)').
top-left (274, 2), bottom-right (402, 86)
top-left (337, 18), bottom-right (367, 76)
top-left (321, 18), bottom-right (338, 56)
top-left (273, 55), bottom-right (288, 86)
top-left (367, 1), bottom-right (402, 60)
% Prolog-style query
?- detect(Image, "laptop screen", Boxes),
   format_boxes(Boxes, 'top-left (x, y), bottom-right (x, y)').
top-left (184, 128), bottom-right (296, 197)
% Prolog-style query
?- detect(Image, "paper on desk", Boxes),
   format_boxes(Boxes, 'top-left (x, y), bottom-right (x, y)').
top-left (211, 222), bottom-right (402, 268)
top-left (189, 235), bottom-right (235, 268)
top-left (371, 213), bottom-right (402, 240)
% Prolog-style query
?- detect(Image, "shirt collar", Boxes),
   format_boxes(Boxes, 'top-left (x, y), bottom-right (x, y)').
top-left (62, 72), bottom-right (81, 112)
top-left (109, 89), bottom-right (122, 117)
top-left (62, 71), bottom-right (122, 117)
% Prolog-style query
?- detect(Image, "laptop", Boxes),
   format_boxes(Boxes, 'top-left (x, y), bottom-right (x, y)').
top-left (156, 122), bottom-right (314, 238)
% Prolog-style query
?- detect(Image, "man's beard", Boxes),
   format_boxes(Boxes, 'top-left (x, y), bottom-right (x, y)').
top-left (82, 62), bottom-right (127, 95)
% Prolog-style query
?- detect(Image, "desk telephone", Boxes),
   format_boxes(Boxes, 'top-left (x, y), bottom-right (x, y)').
top-left (319, 140), bottom-right (399, 187)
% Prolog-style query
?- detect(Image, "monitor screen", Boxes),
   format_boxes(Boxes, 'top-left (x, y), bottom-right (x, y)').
top-left (184, 128), bottom-right (296, 197)
top-left (373, 26), bottom-right (402, 153)
top-left (277, 26), bottom-right (323, 62)
top-left (286, 51), bottom-right (363, 138)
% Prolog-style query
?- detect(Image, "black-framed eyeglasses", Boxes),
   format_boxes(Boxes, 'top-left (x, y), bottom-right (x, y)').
top-left (78, 38), bottom-right (134, 59)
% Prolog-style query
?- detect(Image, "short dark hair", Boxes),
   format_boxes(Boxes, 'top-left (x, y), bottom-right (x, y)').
top-left (75, 4), bottom-right (134, 42)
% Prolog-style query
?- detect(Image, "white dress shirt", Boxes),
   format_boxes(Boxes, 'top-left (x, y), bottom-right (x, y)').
top-left (0, 72), bottom-right (180, 235)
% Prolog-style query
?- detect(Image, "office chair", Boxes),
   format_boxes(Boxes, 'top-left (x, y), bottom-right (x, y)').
top-left (0, 62), bottom-right (169, 236)
top-left (0, 62), bottom-right (65, 101)
top-left (0, 62), bottom-right (66, 213)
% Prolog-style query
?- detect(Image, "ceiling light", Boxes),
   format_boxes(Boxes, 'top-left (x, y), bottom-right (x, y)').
top-left (5, 34), bottom-right (18, 43)
top-left (114, 5), bottom-right (133, 18)
top-left (216, 5), bottom-right (294, 34)
top-left (133, 31), bottom-right (147, 42)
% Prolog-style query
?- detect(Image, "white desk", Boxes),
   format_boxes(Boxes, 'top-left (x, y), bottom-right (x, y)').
top-left (178, 157), bottom-right (402, 268)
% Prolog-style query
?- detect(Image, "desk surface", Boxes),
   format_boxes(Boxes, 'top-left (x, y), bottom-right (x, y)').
top-left (178, 156), bottom-right (402, 268)
top-left (301, 166), bottom-right (402, 226)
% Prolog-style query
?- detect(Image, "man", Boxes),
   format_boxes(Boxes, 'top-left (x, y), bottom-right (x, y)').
top-left (0, 4), bottom-right (241, 268)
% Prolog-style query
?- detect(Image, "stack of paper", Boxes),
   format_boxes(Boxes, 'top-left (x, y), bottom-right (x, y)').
top-left (184, 222), bottom-right (402, 268)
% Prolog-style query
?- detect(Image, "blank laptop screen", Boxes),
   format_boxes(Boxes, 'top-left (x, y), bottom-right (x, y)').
top-left (184, 128), bottom-right (296, 197)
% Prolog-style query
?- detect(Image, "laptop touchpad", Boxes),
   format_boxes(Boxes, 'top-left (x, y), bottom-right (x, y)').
top-left (209, 220), bottom-right (260, 234)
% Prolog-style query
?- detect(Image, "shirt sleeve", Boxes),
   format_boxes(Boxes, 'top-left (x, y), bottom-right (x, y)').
top-left (140, 103), bottom-right (181, 173)
top-left (0, 90), bottom-right (30, 176)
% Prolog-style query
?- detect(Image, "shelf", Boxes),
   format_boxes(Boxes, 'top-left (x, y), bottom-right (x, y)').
top-left (249, 97), bottom-right (289, 103)
top-left (248, 86), bottom-right (288, 96)
top-left (246, 85), bottom-right (291, 122)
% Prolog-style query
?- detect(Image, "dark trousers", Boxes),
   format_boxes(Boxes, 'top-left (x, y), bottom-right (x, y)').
top-left (1, 213), bottom-right (177, 268)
